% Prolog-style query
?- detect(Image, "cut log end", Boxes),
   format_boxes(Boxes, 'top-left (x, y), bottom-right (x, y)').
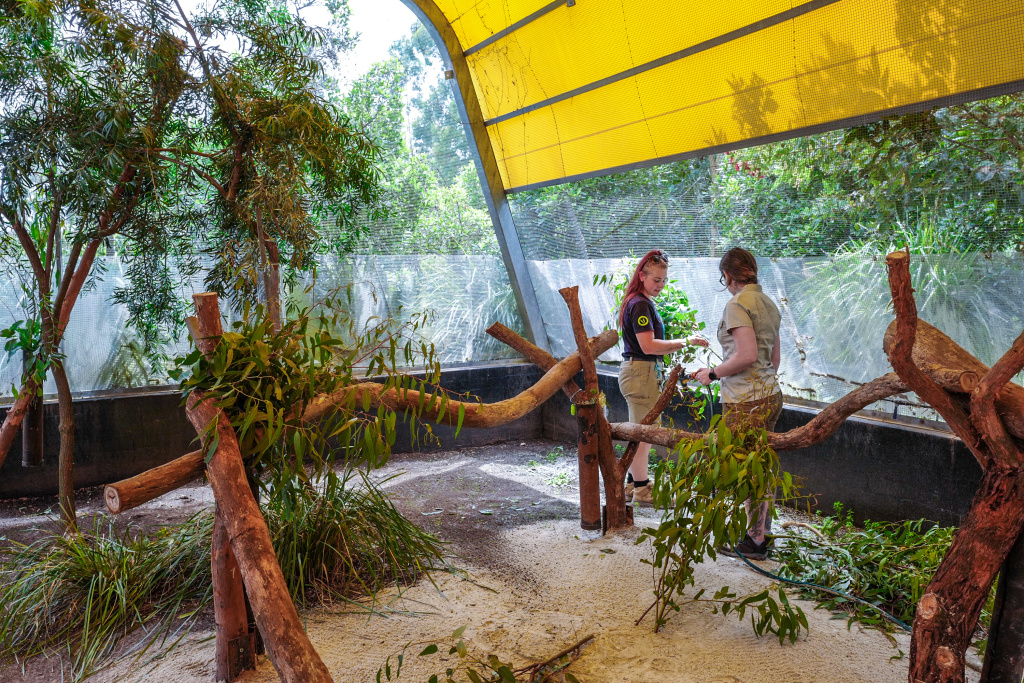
top-left (104, 486), bottom-right (121, 514)
top-left (918, 593), bottom-right (940, 620)
top-left (935, 646), bottom-right (957, 670)
top-left (886, 250), bottom-right (910, 263)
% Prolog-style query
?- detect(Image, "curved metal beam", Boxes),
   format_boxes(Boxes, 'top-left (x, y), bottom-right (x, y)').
top-left (398, 0), bottom-right (551, 351)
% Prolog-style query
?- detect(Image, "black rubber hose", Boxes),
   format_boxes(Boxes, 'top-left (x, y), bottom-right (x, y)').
top-left (731, 543), bottom-right (913, 632)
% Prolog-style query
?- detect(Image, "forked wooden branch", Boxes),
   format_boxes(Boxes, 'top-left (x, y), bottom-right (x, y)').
top-left (619, 365), bottom-right (684, 474)
top-left (884, 251), bottom-right (1024, 683)
top-left (881, 319), bottom-right (1024, 441)
top-left (192, 295), bottom-right (254, 681)
top-left (970, 329), bottom-right (1024, 468)
top-left (556, 286), bottom-right (633, 529)
top-left (558, 286), bottom-right (600, 395)
top-left (104, 330), bottom-right (618, 514)
top-left (299, 330), bottom-right (617, 427)
top-left (885, 250), bottom-right (989, 466)
top-left (486, 321), bottom-right (582, 400)
top-left (610, 372), bottom-right (909, 451)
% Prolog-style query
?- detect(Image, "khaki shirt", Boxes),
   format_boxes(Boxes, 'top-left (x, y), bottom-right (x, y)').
top-left (717, 284), bottom-right (781, 403)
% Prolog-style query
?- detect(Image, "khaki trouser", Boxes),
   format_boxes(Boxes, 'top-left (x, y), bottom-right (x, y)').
top-left (618, 359), bottom-right (662, 425)
top-left (722, 392), bottom-right (783, 542)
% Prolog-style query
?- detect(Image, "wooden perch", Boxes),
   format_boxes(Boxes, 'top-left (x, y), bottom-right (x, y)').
top-left (619, 364), bottom-right (684, 474)
top-left (610, 372), bottom-right (909, 452)
top-left (487, 321), bottom-right (582, 400)
top-left (187, 391), bottom-right (331, 682)
top-left (883, 319), bottom-right (1024, 443)
top-left (104, 330), bottom-right (618, 514)
top-left (884, 251), bottom-right (1024, 683)
top-left (186, 293), bottom-right (331, 683)
top-left (104, 450), bottom-right (205, 514)
top-left (299, 329), bottom-right (617, 428)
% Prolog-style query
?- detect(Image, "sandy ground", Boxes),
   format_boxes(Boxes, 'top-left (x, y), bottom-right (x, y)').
top-left (1, 439), bottom-right (983, 682)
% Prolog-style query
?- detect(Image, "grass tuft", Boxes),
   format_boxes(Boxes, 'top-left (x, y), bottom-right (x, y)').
top-left (0, 514), bottom-right (212, 680)
top-left (0, 469), bottom-right (449, 680)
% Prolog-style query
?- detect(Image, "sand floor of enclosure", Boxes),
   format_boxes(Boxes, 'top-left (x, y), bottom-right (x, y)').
top-left (2, 440), bottom-right (984, 682)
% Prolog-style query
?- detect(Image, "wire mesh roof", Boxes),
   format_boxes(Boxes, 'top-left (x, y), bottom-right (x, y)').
top-left (426, 0), bottom-right (1024, 192)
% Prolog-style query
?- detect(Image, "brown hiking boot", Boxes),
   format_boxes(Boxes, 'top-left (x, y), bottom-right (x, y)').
top-left (631, 483), bottom-right (654, 507)
top-left (624, 482), bottom-right (635, 502)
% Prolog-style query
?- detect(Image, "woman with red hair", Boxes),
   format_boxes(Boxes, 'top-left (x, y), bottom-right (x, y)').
top-left (618, 250), bottom-right (707, 506)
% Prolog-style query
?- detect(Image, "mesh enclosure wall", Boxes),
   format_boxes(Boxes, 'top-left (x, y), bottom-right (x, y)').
top-left (509, 119), bottom-right (1024, 421)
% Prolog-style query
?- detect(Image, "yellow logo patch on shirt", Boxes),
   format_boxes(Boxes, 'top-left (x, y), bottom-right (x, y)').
top-left (637, 315), bottom-right (649, 326)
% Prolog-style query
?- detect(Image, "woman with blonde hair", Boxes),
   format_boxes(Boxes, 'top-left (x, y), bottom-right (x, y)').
top-left (695, 247), bottom-right (782, 559)
top-left (618, 250), bottom-right (707, 506)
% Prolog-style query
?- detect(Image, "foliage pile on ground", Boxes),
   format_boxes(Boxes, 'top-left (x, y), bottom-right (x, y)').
top-left (0, 471), bottom-right (449, 680)
top-left (376, 626), bottom-right (590, 683)
top-left (773, 503), bottom-right (994, 651)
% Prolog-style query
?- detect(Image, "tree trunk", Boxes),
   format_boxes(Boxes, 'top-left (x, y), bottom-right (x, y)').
top-left (0, 379), bottom-right (40, 470)
top-left (909, 469), bottom-right (1024, 683)
top-left (21, 350), bottom-right (44, 467)
top-left (262, 235), bottom-right (281, 333)
top-left (486, 322), bottom-right (581, 400)
top-left (51, 358), bottom-right (76, 533)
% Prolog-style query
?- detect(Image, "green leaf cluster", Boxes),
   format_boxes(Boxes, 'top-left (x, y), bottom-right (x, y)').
top-left (376, 625), bottom-right (582, 683)
top-left (170, 288), bottom-right (461, 512)
top-left (639, 417), bottom-right (805, 643)
top-left (772, 502), bottom-right (995, 650)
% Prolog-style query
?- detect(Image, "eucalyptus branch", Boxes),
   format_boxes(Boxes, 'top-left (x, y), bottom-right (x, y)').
top-left (154, 153), bottom-right (226, 197)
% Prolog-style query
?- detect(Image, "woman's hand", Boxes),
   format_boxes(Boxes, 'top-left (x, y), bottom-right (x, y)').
top-left (688, 336), bottom-right (709, 348)
top-left (694, 367), bottom-right (715, 386)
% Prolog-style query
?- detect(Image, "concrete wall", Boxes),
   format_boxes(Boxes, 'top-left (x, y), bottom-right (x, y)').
top-left (0, 363), bottom-right (982, 527)
top-left (542, 367), bottom-right (980, 527)
top-left (0, 364), bottom-right (544, 499)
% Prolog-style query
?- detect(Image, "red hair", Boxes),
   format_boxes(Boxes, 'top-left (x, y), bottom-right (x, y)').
top-left (617, 250), bottom-right (669, 327)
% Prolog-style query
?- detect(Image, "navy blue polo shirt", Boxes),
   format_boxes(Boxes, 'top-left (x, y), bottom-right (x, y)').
top-left (621, 295), bottom-right (664, 361)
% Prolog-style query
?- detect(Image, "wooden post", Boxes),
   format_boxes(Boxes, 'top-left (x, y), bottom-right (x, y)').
top-left (213, 508), bottom-right (255, 680)
top-left (189, 292), bottom-right (332, 682)
top-left (574, 401), bottom-right (601, 530)
top-left (190, 294), bottom-right (257, 682)
top-left (981, 529), bottom-right (1024, 682)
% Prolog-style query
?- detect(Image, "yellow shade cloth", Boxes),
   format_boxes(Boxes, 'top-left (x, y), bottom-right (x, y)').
top-left (433, 0), bottom-right (1024, 191)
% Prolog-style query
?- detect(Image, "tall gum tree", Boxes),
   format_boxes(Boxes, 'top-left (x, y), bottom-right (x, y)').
top-left (0, 0), bottom-right (381, 529)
